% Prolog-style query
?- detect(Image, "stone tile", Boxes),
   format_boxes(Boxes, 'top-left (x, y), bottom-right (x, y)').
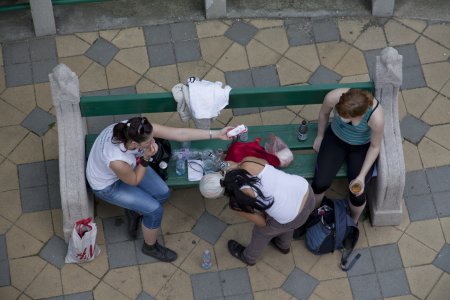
top-left (136, 78), bottom-right (165, 93)
top-left (178, 60), bottom-right (211, 82)
top-left (354, 27), bottom-right (387, 51)
top-left (39, 235), bottom-right (67, 269)
top-left (0, 99), bottom-right (26, 126)
top-left (402, 88), bottom-right (437, 119)
top-left (428, 272), bottom-right (450, 300)
top-left (200, 36), bottom-right (233, 66)
top-left (246, 40), bottom-right (280, 68)
top-left (433, 243), bottom-right (450, 274)
top-left (309, 250), bottom-right (347, 280)
top-left (86, 116), bottom-right (114, 134)
top-left (225, 21), bottom-right (258, 46)
top-left (85, 38), bottom-right (119, 67)
top-left (347, 248), bottom-right (375, 277)
top-left (402, 65), bottom-right (427, 90)
top-left (9, 256), bottom-right (46, 291)
top-left (317, 41), bottom-right (351, 70)
top-left (158, 269), bottom-right (194, 300)
top-left (426, 165), bottom-right (450, 193)
top-left (34, 82), bottom-right (52, 112)
top-left (396, 18), bottom-right (427, 33)
top-left (3, 41), bottom-right (30, 65)
top-left (312, 19), bottom-right (340, 43)
top-left (167, 232), bottom-right (202, 269)
top-left (114, 47), bottom-right (149, 75)
top-left (29, 37), bottom-right (57, 62)
top-left (75, 31), bottom-right (99, 44)
top-left (174, 39), bottom-right (201, 63)
top-left (400, 114), bottom-right (430, 145)
top-left (284, 44), bottom-right (320, 72)
top-left (434, 191), bottom-right (450, 217)
top-left (261, 109), bottom-right (296, 125)
top-left (147, 43), bottom-right (176, 67)
top-left (56, 35), bottom-right (90, 58)
top-left (291, 242), bottom-right (320, 273)
top-left (136, 291), bottom-right (155, 300)
top-left (25, 264), bottom-right (62, 299)
top-left (423, 23), bottom-right (450, 49)
top-left (16, 211), bottom-right (53, 243)
top-left (254, 27), bottom-right (289, 55)
top-left (161, 203), bottom-right (197, 235)
top-left (225, 69), bottom-right (253, 88)
top-left (252, 65), bottom-right (280, 88)
top-left (140, 262), bottom-right (177, 297)
top-left (0, 234), bottom-right (6, 261)
top-left (102, 215), bottom-right (131, 244)
top-left (102, 265), bottom-right (141, 299)
top-left (281, 268), bottom-right (319, 300)
top-left (349, 273), bottom-right (382, 300)
top-left (1, 84), bottom-right (36, 115)
top-left (61, 264), bottom-right (99, 295)
top-left (416, 36), bottom-right (449, 64)
top-left (143, 24), bottom-right (171, 45)
top-left (93, 281), bottom-right (128, 300)
top-left (79, 62), bottom-right (108, 92)
top-left (18, 161), bottom-right (47, 188)
top-left (253, 289), bottom-right (291, 300)
top-left (418, 137), bottom-right (450, 169)
top-left (338, 19), bottom-right (369, 44)
top-left (308, 66), bottom-right (341, 84)
top-left (405, 193), bottom-right (437, 222)
top-left (106, 60), bottom-right (140, 89)
top-left (79, 244), bottom-right (109, 278)
top-left (226, 294), bottom-right (253, 300)
top-left (111, 27), bottom-right (145, 49)
top-left (106, 240), bottom-right (138, 269)
top-left (396, 44), bottom-right (422, 67)
top-left (4, 63), bottom-right (33, 87)
top-left (247, 260), bottom-right (286, 292)
top-left (422, 94), bottom-right (450, 126)
top-left (171, 22), bottom-right (198, 41)
top-left (314, 277), bottom-right (353, 300)
top-left (405, 265), bottom-right (442, 300)
top-left (0, 260), bottom-right (8, 287)
top-left (192, 211), bottom-right (227, 245)
top-left (21, 107), bottom-right (56, 136)
top-left (0, 159), bottom-right (19, 192)
top-left (407, 219), bottom-right (445, 253)
top-left (286, 22), bottom-right (314, 46)
top-left (371, 244), bottom-right (403, 272)
top-left (196, 20), bottom-right (229, 38)
top-left (191, 271), bottom-right (223, 299)
top-left (385, 20), bottom-right (420, 46)
top-left (220, 268), bottom-right (252, 297)
top-left (363, 220), bottom-right (403, 246)
top-left (20, 185), bottom-right (50, 213)
top-left (334, 47), bottom-right (368, 76)
top-left (215, 43), bottom-right (249, 72)
top-left (398, 234), bottom-right (437, 267)
top-left (7, 225), bottom-right (43, 259)
top-left (378, 269), bottom-right (411, 298)
top-left (422, 62), bottom-right (450, 92)
top-left (8, 132), bottom-right (44, 164)
top-left (65, 291), bottom-right (94, 300)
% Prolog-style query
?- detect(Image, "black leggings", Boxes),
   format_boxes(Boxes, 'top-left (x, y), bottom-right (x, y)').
top-left (311, 126), bottom-right (375, 207)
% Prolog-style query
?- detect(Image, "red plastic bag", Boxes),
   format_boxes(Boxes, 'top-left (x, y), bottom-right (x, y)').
top-left (225, 138), bottom-right (280, 167)
top-left (264, 133), bottom-right (293, 167)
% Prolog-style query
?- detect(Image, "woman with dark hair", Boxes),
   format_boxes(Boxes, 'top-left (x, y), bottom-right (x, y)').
top-left (312, 88), bottom-right (384, 222)
top-left (86, 116), bottom-right (231, 262)
top-left (213, 156), bottom-right (315, 265)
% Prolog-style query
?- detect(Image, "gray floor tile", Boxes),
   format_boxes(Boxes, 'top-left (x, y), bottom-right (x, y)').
top-left (45, 160), bottom-right (59, 186)
top-left (282, 268), bottom-right (319, 300)
top-left (5, 63), bottom-right (33, 87)
top-left (170, 22), bottom-right (198, 41)
top-left (174, 39), bottom-right (201, 63)
top-left (377, 269), bottom-right (410, 298)
top-left (147, 43), bottom-right (176, 67)
top-left (109, 86), bottom-right (137, 95)
top-left (347, 248), bottom-right (375, 277)
top-left (32, 59), bottom-right (58, 83)
top-left (135, 239), bottom-right (159, 264)
top-left (86, 116), bottom-right (114, 134)
top-left (65, 291), bottom-right (94, 300)
top-left (395, 44), bottom-right (421, 67)
top-left (232, 108), bottom-right (260, 116)
top-left (312, 19), bottom-right (340, 43)
top-left (18, 161), bottom-right (48, 188)
top-left (113, 114), bottom-right (137, 123)
top-left (107, 240), bottom-right (138, 269)
top-left (82, 90), bottom-right (109, 96)
top-left (402, 65), bottom-right (427, 90)
top-left (363, 48), bottom-right (382, 79)
top-left (252, 65), bottom-right (280, 87)
top-left (192, 212), bottom-right (227, 245)
top-left (0, 260), bottom-right (10, 287)
top-left (225, 294), bottom-right (253, 300)
top-left (144, 24), bottom-right (172, 45)
top-left (219, 268), bottom-right (252, 297)
top-left (21, 107), bottom-right (56, 136)
top-left (224, 21), bottom-right (258, 46)
top-left (426, 165), bottom-right (450, 193)
top-left (0, 235), bottom-right (6, 261)
top-left (404, 194), bottom-right (438, 221)
top-left (370, 244), bottom-right (403, 272)
top-left (136, 291), bottom-right (156, 300)
top-left (400, 114), bottom-right (429, 144)
top-left (349, 273), bottom-right (382, 300)
top-left (29, 37), bottom-right (57, 61)
top-left (49, 184), bottom-right (62, 209)
top-left (43, 296), bottom-right (65, 300)
top-left (308, 65), bottom-right (341, 84)
top-left (404, 170), bottom-right (430, 197)
top-left (433, 191), bottom-right (450, 217)
top-left (225, 69), bottom-right (253, 88)
top-left (39, 235), bottom-right (67, 269)
top-left (21, 186), bottom-right (50, 213)
top-left (103, 215), bottom-right (132, 244)
top-left (3, 41), bottom-right (30, 65)
top-left (191, 271), bottom-right (223, 300)
top-left (84, 38), bottom-right (119, 67)
top-left (286, 23), bottom-right (314, 46)
top-left (433, 243), bottom-right (450, 274)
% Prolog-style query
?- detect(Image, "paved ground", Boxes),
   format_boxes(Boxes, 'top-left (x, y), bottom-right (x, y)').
top-left (0, 10), bottom-right (450, 300)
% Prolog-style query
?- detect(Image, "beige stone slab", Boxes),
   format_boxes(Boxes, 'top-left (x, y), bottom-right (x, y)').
top-left (8, 133), bottom-right (44, 164)
top-left (402, 87), bottom-right (437, 119)
top-left (25, 264), bottom-right (62, 299)
top-left (222, 20), bottom-right (233, 26)
top-left (284, 44), bottom-right (320, 72)
top-left (395, 18), bottom-right (427, 33)
top-left (203, 66), bottom-right (226, 84)
top-left (250, 19), bottom-right (284, 29)
top-left (145, 64), bottom-right (180, 91)
top-left (309, 251), bottom-right (348, 280)
top-left (441, 79), bottom-right (450, 99)
top-left (261, 109), bottom-right (296, 125)
top-left (112, 27), bottom-right (145, 48)
top-left (355, 220), bottom-right (369, 248)
top-left (75, 31), bottom-right (99, 44)
top-left (34, 82), bottom-right (52, 112)
top-left (248, 260), bottom-right (286, 292)
top-left (428, 272), bottom-right (450, 300)
top-left (423, 24), bottom-right (450, 49)
top-left (219, 204), bottom-right (248, 224)
top-left (215, 43), bottom-right (249, 72)
top-left (106, 60), bottom-right (141, 89)
top-left (18, 294), bottom-right (32, 300)
top-left (363, 220), bottom-right (403, 246)
top-left (0, 215), bottom-right (12, 234)
top-left (156, 269), bottom-right (194, 300)
top-left (169, 188), bottom-right (205, 220)
top-left (59, 56), bottom-right (93, 77)
top-left (80, 244), bottom-right (109, 278)
top-left (215, 108), bottom-right (233, 125)
top-left (9, 256), bottom-right (46, 291)
top-left (166, 232), bottom-right (201, 269)
top-left (398, 90), bottom-right (407, 121)
top-left (177, 60), bottom-right (212, 82)
top-left (406, 264), bottom-right (442, 300)
top-left (441, 217), bottom-right (450, 243)
top-left (0, 45), bottom-right (2, 66)
top-left (214, 236), bottom-right (247, 270)
top-left (403, 140), bottom-right (423, 172)
top-left (140, 262), bottom-right (177, 296)
top-left (1, 85), bottom-right (36, 115)
top-left (254, 27), bottom-right (289, 55)
top-left (200, 36), bottom-right (233, 66)
top-left (205, 195), bottom-right (228, 218)
top-left (287, 105), bottom-right (304, 115)
top-left (6, 225), bottom-right (43, 259)
top-left (422, 62), bottom-right (450, 91)
top-left (398, 233), bottom-right (437, 267)
top-left (142, 112), bottom-right (174, 125)
top-left (385, 295), bottom-right (421, 300)
top-left (61, 263), bottom-right (100, 295)
top-left (56, 35), bottom-right (90, 58)
top-left (0, 99), bottom-right (26, 127)
top-left (136, 78), bottom-right (166, 93)
top-left (354, 26), bottom-right (387, 51)
top-left (51, 209), bottom-right (64, 240)
top-left (114, 47), bottom-right (149, 75)
top-left (426, 124), bottom-right (450, 150)
top-left (102, 266), bottom-right (141, 299)
top-left (406, 219), bottom-right (445, 252)
top-left (196, 20), bottom-right (229, 38)
top-left (99, 29), bottom-right (120, 42)
top-left (93, 281), bottom-right (129, 300)
top-left (16, 211), bottom-right (53, 243)
top-left (0, 159), bottom-right (19, 191)
top-left (416, 36), bottom-right (449, 64)
top-left (334, 47), bottom-right (368, 76)
top-left (0, 66), bottom-right (5, 94)
top-left (314, 277), bottom-right (352, 300)
top-left (221, 222), bottom-right (253, 243)
top-left (229, 113), bottom-right (263, 126)
top-left (254, 288), bottom-right (292, 300)
top-left (422, 94), bottom-right (450, 125)
top-left (418, 137), bottom-right (450, 168)
top-left (79, 62), bottom-right (108, 92)
top-left (261, 246), bottom-right (295, 277)
top-left (317, 41), bottom-right (350, 70)
top-left (385, 20), bottom-right (420, 46)
top-left (43, 128), bottom-right (59, 160)
top-left (94, 217), bottom-right (105, 245)
top-left (339, 74), bottom-right (370, 84)
top-left (247, 39), bottom-right (281, 68)
top-left (299, 104), bottom-right (322, 121)
top-left (291, 241), bottom-right (320, 273)
top-left (0, 286), bottom-right (20, 300)
top-left (338, 19), bottom-right (369, 44)
top-left (161, 203), bottom-right (197, 235)
top-left (162, 111), bottom-right (188, 127)
top-left (277, 57), bottom-right (311, 86)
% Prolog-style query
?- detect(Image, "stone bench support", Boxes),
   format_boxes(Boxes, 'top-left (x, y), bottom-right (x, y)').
top-left (30, 0), bottom-right (56, 36)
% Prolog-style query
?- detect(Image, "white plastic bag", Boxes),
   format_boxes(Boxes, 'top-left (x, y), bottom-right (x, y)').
top-left (264, 133), bottom-right (294, 167)
top-left (65, 217), bottom-right (101, 263)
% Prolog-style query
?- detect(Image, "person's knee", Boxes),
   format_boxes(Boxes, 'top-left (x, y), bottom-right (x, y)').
top-left (157, 186), bottom-right (171, 204)
top-left (311, 180), bottom-right (330, 195)
top-left (349, 194), bottom-right (366, 207)
top-left (142, 205), bottom-right (164, 228)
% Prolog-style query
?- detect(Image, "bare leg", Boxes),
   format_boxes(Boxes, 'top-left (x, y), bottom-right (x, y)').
top-left (142, 225), bottom-right (158, 245)
top-left (349, 201), bottom-right (366, 223)
top-left (314, 192), bottom-right (325, 208)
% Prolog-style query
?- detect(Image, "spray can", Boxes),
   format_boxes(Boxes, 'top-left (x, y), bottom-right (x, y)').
top-left (297, 120), bottom-right (308, 141)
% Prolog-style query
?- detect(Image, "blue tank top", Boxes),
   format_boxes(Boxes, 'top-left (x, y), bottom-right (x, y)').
top-left (330, 100), bottom-right (379, 145)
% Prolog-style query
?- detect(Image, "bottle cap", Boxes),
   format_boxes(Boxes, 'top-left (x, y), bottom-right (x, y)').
top-left (159, 161), bottom-right (168, 169)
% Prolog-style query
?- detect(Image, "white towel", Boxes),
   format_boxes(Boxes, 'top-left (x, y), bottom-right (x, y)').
top-left (188, 80), bottom-right (232, 119)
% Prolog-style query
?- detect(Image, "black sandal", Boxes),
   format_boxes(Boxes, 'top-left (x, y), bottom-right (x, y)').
top-left (227, 240), bottom-right (255, 266)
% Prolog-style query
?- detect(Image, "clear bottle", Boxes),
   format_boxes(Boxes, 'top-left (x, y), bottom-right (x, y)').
top-left (201, 249), bottom-right (212, 270)
top-left (175, 153), bottom-right (185, 176)
top-left (239, 130), bottom-right (248, 141)
top-left (297, 120), bottom-right (308, 141)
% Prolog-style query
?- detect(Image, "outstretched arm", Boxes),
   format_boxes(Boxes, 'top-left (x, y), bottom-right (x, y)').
top-left (152, 123), bottom-right (233, 142)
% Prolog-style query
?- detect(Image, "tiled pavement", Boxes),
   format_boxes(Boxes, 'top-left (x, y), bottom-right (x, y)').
top-left (0, 16), bottom-right (450, 300)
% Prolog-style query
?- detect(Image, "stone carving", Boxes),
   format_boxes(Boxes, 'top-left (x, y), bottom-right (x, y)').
top-left (49, 64), bottom-right (80, 105)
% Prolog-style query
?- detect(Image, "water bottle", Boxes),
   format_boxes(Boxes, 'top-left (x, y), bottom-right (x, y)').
top-left (175, 153), bottom-right (185, 176)
top-left (208, 152), bottom-right (229, 171)
top-left (297, 120), bottom-right (308, 141)
top-left (239, 130), bottom-right (248, 141)
top-left (201, 249), bottom-right (212, 270)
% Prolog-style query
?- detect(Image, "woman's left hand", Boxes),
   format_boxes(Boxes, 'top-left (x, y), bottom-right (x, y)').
top-left (217, 126), bottom-right (235, 140)
top-left (349, 176), bottom-right (365, 197)
top-left (143, 142), bottom-right (158, 159)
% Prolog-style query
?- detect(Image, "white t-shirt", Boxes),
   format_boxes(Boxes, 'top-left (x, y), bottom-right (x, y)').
top-left (86, 124), bottom-right (142, 190)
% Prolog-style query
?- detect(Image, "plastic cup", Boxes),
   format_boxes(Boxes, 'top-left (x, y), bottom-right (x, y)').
top-left (349, 180), bottom-right (362, 195)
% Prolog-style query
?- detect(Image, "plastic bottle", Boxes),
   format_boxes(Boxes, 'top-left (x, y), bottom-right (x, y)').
top-left (297, 120), bottom-right (308, 141)
top-left (175, 153), bottom-right (185, 176)
top-left (239, 130), bottom-right (248, 141)
top-left (201, 249), bottom-right (212, 270)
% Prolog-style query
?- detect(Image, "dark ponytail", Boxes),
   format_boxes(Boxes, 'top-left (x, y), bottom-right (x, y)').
top-left (221, 169), bottom-right (273, 213)
top-left (112, 116), bottom-right (153, 144)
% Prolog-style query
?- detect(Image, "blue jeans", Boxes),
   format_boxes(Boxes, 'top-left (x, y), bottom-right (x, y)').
top-left (94, 167), bottom-right (170, 229)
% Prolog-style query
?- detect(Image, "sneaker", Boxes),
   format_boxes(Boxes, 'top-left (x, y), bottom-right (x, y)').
top-left (227, 240), bottom-right (255, 266)
top-left (124, 209), bottom-right (141, 239)
top-left (142, 241), bottom-right (178, 262)
top-left (270, 237), bottom-right (290, 254)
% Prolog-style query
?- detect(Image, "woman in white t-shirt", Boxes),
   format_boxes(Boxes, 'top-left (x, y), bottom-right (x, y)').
top-left (87, 116), bottom-right (231, 262)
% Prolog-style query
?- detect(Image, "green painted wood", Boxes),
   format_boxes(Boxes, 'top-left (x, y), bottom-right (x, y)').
top-left (0, 0), bottom-right (109, 12)
top-left (52, 0), bottom-right (109, 4)
top-left (80, 82), bottom-right (374, 117)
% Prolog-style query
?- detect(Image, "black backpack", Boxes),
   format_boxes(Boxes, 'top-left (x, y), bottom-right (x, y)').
top-left (294, 197), bottom-right (361, 271)
top-left (148, 138), bottom-right (172, 181)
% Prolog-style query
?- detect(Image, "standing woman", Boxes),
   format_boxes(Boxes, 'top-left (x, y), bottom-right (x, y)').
top-left (202, 156), bottom-right (315, 265)
top-left (312, 88), bottom-right (384, 222)
top-left (86, 116), bottom-right (231, 262)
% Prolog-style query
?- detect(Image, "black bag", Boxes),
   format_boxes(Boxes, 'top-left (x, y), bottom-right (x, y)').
top-left (148, 138), bottom-right (172, 181)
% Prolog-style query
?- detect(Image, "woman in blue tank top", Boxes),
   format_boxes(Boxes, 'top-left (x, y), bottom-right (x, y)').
top-left (311, 88), bottom-right (384, 223)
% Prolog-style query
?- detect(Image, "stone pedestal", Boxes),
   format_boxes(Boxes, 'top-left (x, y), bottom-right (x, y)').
top-left (372, 0), bottom-right (395, 17)
top-left (30, 0), bottom-right (56, 36)
top-left (204, 0), bottom-right (227, 19)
